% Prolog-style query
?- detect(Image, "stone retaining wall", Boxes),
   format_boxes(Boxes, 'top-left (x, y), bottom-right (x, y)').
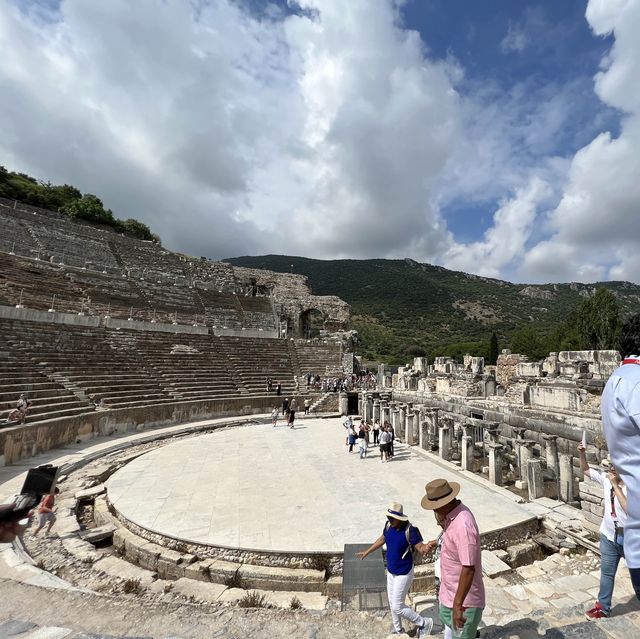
top-left (0, 396), bottom-right (276, 466)
top-left (0, 304), bottom-right (101, 327)
top-left (105, 317), bottom-right (209, 335)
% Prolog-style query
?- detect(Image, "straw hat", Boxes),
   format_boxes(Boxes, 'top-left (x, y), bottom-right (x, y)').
top-left (420, 478), bottom-right (461, 510)
top-left (386, 502), bottom-right (409, 522)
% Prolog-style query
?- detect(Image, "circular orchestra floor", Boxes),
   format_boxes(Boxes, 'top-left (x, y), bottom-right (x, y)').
top-left (106, 416), bottom-right (536, 553)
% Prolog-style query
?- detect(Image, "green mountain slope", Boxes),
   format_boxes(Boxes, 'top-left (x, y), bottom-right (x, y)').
top-left (225, 255), bottom-right (640, 363)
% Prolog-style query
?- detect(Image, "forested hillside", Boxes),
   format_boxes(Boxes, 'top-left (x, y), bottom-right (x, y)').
top-left (225, 255), bottom-right (640, 363)
top-left (0, 167), bottom-right (156, 241)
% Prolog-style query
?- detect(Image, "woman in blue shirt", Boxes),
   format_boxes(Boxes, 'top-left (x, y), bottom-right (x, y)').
top-left (357, 502), bottom-right (435, 636)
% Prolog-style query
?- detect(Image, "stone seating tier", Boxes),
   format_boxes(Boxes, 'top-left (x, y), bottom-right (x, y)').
top-left (0, 213), bottom-right (38, 256)
top-left (0, 361), bottom-right (94, 422)
top-left (293, 343), bottom-right (343, 378)
top-left (0, 252), bottom-right (273, 328)
top-left (0, 319), bottom-right (337, 423)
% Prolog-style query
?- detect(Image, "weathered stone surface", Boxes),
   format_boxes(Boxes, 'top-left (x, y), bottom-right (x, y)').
top-left (74, 485), bottom-right (106, 501)
top-left (78, 525), bottom-right (116, 544)
top-left (171, 578), bottom-right (227, 603)
top-left (0, 620), bottom-right (37, 636)
top-left (93, 556), bottom-right (156, 585)
top-left (482, 550), bottom-right (512, 577)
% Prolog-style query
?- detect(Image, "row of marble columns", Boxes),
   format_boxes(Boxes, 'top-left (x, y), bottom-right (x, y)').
top-left (359, 393), bottom-right (441, 451)
top-left (358, 393), bottom-right (574, 503)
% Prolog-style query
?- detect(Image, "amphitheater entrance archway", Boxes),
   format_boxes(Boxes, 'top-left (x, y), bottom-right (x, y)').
top-left (299, 308), bottom-right (325, 338)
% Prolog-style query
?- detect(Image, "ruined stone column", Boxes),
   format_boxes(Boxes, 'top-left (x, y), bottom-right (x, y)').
top-left (339, 392), bottom-right (349, 416)
top-left (391, 405), bottom-right (400, 435)
top-left (419, 410), bottom-right (429, 450)
top-left (439, 424), bottom-right (452, 461)
top-left (488, 443), bottom-right (504, 486)
top-left (461, 430), bottom-right (475, 472)
top-left (485, 422), bottom-right (501, 443)
top-left (397, 404), bottom-right (407, 441)
top-left (543, 435), bottom-right (559, 476)
top-left (373, 400), bottom-right (381, 424)
top-left (527, 459), bottom-right (544, 500)
top-left (516, 441), bottom-right (536, 489)
top-left (424, 409), bottom-right (440, 448)
top-left (409, 410), bottom-right (420, 446)
top-left (559, 453), bottom-right (574, 502)
top-left (363, 394), bottom-right (372, 422)
top-left (381, 401), bottom-right (390, 425)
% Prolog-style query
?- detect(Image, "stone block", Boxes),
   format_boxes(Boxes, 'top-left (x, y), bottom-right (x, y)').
top-left (112, 526), bottom-right (139, 554)
top-left (74, 485), bottom-right (106, 501)
top-left (78, 525), bottom-right (115, 544)
top-left (94, 555), bottom-right (156, 585)
top-left (514, 479), bottom-right (528, 490)
top-left (515, 564), bottom-right (545, 580)
top-left (172, 577), bottom-right (227, 603)
top-left (184, 559), bottom-right (215, 582)
top-left (482, 550), bottom-right (512, 577)
top-left (323, 576), bottom-right (342, 597)
top-left (264, 590), bottom-right (328, 610)
top-left (136, 541), bottom-right (162, 571)
top-left (216, 587), bottom-right (246, 604)
top-left (411, 563), bottom-right (435, 592)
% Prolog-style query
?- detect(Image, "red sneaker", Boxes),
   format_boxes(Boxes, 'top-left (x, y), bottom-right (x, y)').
top-left (585, 601), bottom-right (608, 619)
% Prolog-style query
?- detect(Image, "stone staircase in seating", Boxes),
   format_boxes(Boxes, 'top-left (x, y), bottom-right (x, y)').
top-left (218, 336), bottom-right (297, 397)
top-left (106, 330), bottom-right (240, 402)
top-left (294, 341), bottom-right (343, 379)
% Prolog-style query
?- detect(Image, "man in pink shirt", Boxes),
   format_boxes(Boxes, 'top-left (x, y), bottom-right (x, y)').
top-left (421, 479), bottom-right (485, 638)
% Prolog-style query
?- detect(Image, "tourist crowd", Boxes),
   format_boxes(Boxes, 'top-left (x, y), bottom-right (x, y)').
top-left (342, 415), bottom-right (398, 462)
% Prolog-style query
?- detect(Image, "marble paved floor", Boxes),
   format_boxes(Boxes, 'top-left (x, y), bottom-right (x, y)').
top-left (107, 417), bottom-right (536, 552)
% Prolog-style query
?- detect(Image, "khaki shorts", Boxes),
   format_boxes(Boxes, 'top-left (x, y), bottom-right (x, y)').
top-left (439, 605), bottom-right (483, 639)
top-left (38, 512), bottom-right (56, 527)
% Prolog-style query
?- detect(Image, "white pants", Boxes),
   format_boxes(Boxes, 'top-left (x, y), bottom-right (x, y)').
top-left (386, 568), bottom-right (424, 632)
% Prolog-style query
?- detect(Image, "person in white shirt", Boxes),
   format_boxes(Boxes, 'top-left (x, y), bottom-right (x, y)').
top-left (578, 443), bottom-right (628, 618)
top-left (601, 314), bottom-right (640, 603)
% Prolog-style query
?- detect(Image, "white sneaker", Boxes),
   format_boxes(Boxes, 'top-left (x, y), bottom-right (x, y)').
top-left (417, 618), bottom-right (433, 637)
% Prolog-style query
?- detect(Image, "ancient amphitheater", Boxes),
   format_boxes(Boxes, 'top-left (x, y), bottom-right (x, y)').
top-left (0, 198), bottom-right (638, 639)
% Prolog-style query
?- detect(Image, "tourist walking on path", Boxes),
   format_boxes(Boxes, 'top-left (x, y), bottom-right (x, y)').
top-left (271, 407), bottom-right (279, 427)
top-left (388, 422), bottom-right (395, 459)
top-left (304, 398), bottom-right (310, 415)
top-left (342, 415), bottom-right (353, 446)
top-left (282, 397), bottom-right (289, 417)
top-left (578, 443), bottom-right (628, 619)
top-left (379, 426), bottom-right (392, 462)
top-left (357, 423), bottom-right (368, 459)
top-left (601, 313), bottom-right (640, 601)
top-left (356, 503), bottom-right (433, 637)
top-left (288, 399), bottom-right (296, 428)
top-left (31, 488), bottom-right (60, 538)
top-left (373, 419), bottom-right (380, 445)
top-left (347, 422), bottom-right (357, 453)
top-left (421, 479), bottom-right (485, 639)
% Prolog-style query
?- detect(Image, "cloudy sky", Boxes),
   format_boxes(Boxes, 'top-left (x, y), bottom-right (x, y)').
top-left (1, 0), bottom-right (639, 284)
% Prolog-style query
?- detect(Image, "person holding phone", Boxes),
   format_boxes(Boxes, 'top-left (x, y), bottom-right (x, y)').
top-left (578, 444), bottom-right (628, 619)
top-left (0, 501), bottom-right (30, 543)
top-left (31, 487), bottom-right (60, 538)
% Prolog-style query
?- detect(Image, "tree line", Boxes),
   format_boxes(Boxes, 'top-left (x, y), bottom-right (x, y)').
top-left (0, 166), bottom-right (157, 242)
top-left (387, 287), bottom-right (624, 366)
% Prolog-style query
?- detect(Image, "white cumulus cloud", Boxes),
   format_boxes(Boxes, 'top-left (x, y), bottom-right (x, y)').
top-left (519, 0), bottom-right (640, 283)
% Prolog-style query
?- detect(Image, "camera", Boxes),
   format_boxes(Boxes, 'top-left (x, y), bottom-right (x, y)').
top-left (0, 464), bottom-right (59, 523)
